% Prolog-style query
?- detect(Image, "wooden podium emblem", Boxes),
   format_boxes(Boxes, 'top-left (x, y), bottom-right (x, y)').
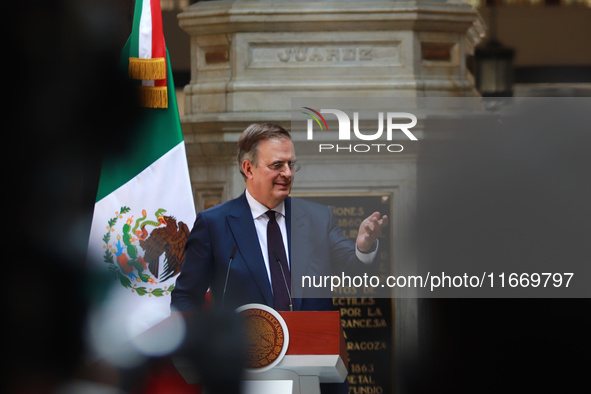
top-left (237, 304), bottom-right (290, 372)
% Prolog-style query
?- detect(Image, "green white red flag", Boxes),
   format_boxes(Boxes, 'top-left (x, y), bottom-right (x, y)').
top-left (86, 0), bottom-right (195, 364)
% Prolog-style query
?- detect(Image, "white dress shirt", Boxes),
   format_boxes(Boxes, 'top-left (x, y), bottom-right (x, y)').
top-left (245, 189), bottom-right (290, 286)
top-left (245, 189), bottom-right (377, 287)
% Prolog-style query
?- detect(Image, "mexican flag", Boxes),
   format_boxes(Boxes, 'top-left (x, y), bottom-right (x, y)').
top-left (86, 0), bottom-right (195, 364)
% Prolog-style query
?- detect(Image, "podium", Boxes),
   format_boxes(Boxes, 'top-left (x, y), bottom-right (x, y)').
top-left (174, 304), bottom-right (348, 394)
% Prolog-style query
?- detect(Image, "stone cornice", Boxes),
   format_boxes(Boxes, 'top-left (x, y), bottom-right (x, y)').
top-left (179, 1), bottom-right (485, 46)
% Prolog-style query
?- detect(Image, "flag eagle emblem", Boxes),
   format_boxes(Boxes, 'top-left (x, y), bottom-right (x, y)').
top-left (101, 206), bottom-right (190, 297)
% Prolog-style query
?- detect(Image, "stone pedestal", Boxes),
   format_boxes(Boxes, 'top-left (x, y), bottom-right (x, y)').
top-left (179, 0), bottom-right (483, 125)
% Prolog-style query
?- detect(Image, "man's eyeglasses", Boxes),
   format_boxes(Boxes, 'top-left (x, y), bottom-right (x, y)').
top-left (265, 161), bottom-right (300, 173)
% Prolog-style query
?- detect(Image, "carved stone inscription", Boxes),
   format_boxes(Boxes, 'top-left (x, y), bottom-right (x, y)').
top-left (249, 43), bottom-right (400, 68)
top-left (277, 47), bottom-right (374, 63)
top-left (297, 194), bottom-right (394, 394)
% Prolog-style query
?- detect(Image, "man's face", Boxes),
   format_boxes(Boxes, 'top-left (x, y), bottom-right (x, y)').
top-left (243, 137), bottom-right (296, 209)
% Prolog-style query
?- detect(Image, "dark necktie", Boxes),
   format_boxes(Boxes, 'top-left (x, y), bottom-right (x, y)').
top-left (266, 210), bottom-right (291, 311)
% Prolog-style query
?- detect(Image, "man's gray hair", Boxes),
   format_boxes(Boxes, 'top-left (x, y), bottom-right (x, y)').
top-left (236, 123), bottom-right (291, 180)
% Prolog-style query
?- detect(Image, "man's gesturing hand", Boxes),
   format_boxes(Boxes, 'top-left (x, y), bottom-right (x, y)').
top-left (356, 212), bottom-right (389, 253)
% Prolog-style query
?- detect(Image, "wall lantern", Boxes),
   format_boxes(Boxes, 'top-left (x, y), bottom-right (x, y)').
top-left (474, 4), bottom-right (515, 97)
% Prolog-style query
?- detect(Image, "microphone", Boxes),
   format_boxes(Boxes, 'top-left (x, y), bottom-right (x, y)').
top-left (272, 250), bottom-right (293, 312)
top-left (221, 245), bottom-right (237, 309)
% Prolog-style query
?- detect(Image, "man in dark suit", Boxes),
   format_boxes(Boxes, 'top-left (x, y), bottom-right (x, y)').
top-left (171, 123), bottom-right (388, 313)
top-left (170, 123), bottom-right (388, 394)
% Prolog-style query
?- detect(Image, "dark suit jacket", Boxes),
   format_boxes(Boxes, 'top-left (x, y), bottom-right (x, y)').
top-left (171, 192), bottom-right (371, 312)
